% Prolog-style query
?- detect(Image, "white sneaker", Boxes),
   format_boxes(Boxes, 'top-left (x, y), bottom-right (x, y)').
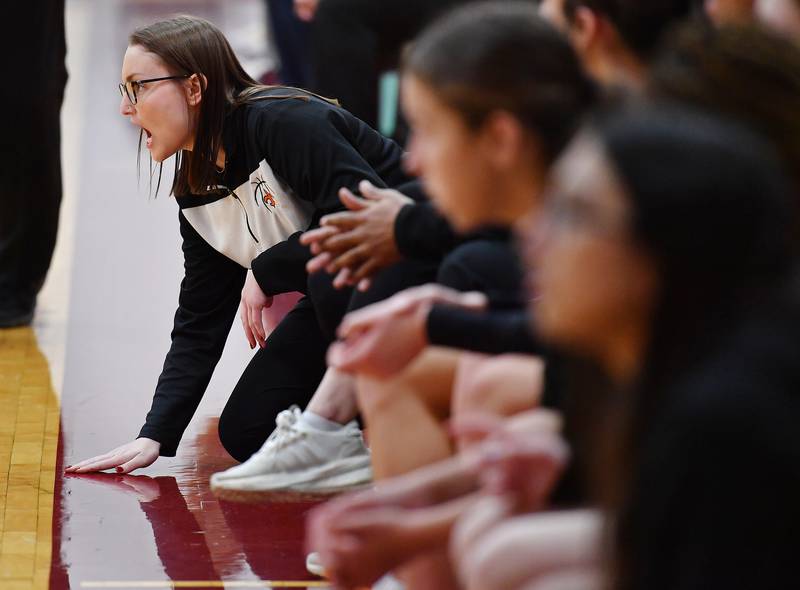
top-left (306, 551), bottom-right (326, 577)
top-left (210, 406), bottom-right (372, 501)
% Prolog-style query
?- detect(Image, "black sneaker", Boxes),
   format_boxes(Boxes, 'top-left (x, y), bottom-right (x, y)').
top-left (0, 300), bottom-right (35, 328)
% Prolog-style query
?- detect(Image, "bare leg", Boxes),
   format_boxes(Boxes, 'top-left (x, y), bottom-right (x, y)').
top-left (452, 353), bottom-right (545, 450)
top-left (305, 368), bottom-right (359, 424)
top-left (356, 347), bottom-right (462, 590)
top-left (356, 347), bottom-right (458, 479)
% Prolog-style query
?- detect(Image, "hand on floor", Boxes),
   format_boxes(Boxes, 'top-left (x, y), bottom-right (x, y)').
top-left (65, 437), bottom-right (161, 474)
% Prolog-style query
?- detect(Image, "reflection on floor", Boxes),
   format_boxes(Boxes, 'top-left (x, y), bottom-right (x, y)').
top-left (53, 415), bottom-right (327, 588)
top-left (0, 327), bottom-right (60, 589)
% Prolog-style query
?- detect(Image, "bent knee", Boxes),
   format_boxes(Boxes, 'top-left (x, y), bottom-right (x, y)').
top-left (218, 413), bottom-right (263, 463)
top-left (454, 355), bottom-right (544, 417)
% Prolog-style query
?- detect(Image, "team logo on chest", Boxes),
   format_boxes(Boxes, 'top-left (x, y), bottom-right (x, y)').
top-left (251, 174), bottom-right (278, 212)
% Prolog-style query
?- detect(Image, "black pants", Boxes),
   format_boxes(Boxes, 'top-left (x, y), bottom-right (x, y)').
top-left (218, 297), bottom-right (328, 462)
top-left (437, 238), bottom-right (525, 307)
top-left (0, 0), bottom-right (67, 318)
top-left (309, 0), bottom-right (468, 137)
top-left (309, 257), bottom-right (441, 342)
top-left (217, 258), bottom-right (439, 462)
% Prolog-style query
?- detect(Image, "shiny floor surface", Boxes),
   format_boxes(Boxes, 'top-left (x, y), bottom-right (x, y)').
top-left (2, 0), bottom-right (331, 588)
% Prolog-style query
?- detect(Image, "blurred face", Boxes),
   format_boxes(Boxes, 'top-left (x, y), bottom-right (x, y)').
top-left (401, 74), bottom-right (499, 233)
top-left (755, 0), bottom-right (800, 38)
top-left (119, 44), bottom-right (196, 162)
top-left (518, 134), bottom-right (658, 375)
top-left (705, 0), bottom-right (755, 24)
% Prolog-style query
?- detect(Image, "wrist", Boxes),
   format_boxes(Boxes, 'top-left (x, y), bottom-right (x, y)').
top-left (414, 302), bottom-right (433, 347)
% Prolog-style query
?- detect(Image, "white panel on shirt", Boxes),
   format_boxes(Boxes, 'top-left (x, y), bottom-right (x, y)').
top-left (182, 159), bottom-right (314, 268)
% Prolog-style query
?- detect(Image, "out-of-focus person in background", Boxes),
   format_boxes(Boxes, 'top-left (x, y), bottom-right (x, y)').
top-left (293, 0), bottom-right (475, 142)
top-left (263, 0), bottom-right (312, 87)
top-left (538, 0), bottom-right (694, 93)
top-left (0, 0), bottom-right (67, 327)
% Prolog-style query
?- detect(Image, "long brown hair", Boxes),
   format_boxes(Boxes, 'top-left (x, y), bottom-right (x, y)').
top-left (585, 107), bottom-right (793, 590)
top-left (129, 15), bottom-right (330, 197)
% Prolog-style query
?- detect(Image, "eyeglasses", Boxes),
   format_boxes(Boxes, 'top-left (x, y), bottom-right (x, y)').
top-left (118, 75), bottom-right (191, 105)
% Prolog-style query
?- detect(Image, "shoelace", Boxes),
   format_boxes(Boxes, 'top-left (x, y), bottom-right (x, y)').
top-left (258, 407), bottom-right (305, 453)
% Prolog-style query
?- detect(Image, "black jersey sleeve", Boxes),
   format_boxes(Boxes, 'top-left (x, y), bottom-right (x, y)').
top-left (426, 306), bottom-right (542, 355)
top-left (249, 99), bottom-right (405, 295)
top-left (138, 212), bottom-right (246, 456)
top-left (394, 201), bottom-right (459, 261)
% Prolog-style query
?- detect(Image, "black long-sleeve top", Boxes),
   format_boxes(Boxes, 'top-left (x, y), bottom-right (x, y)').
top-left (623, 295), bottom-right (800, 590)
top-left (138, 89), bottom-right (408, 455)
top-left (394, 201), bottom-right (459, 261)
top-left (426, 306), bottom-right (540, 355)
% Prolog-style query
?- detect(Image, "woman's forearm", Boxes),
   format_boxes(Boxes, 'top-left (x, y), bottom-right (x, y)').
top-left (401, 493), bottom-right (482, 551)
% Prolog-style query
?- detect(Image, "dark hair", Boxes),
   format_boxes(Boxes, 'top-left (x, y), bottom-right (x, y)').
top-left (651, 23), bottom-right (800, 200)
top-left (402, 1), bottom-right (597, 164)
top-left (130, 15), bottom-right (328, 197)
top-left (589, 106), bottom-right (794, 589)
top-left (563, 0), bottom-right (694, 59)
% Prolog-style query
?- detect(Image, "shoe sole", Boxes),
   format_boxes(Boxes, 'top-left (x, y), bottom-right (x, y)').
top-left (210, 454), bottom-right (371, 492)
top-left (211, 465), bottom-right (373, 503)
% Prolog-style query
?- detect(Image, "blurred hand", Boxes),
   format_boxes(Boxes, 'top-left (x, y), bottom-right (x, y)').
top-left (450, 493), bottom-right (517, 572)
top-left (308, 500), bottom-right (421, 588)
top-left (328, 285), bottom-right (487, 378)
top-left (65, 438), bottom-right (161, 475)
top-left (449, 409), bottom-right (562, 449)
top-left (301, 180), bottom-right (413, 291)
top-left (328, 296), bottom-right (429, 379)
top-left (477, 430), bottom-right (569, 512)
top-left (240, 269), bottom-right (273, 349)
top-left (294, 0), bottom-right (320, 21)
